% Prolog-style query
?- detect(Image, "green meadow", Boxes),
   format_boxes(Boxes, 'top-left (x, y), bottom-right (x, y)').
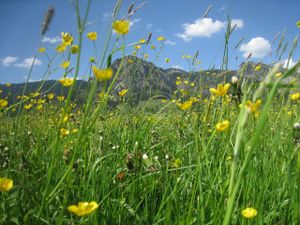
top-left (0, 0), bottom-right (299, 224)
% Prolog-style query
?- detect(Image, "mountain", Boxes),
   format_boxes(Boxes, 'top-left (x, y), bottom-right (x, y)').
top-left (0, 56), bottom-right (282, 105)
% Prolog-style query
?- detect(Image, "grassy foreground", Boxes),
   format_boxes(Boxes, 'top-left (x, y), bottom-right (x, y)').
top-left (0, 0), bottom-right (300, 224)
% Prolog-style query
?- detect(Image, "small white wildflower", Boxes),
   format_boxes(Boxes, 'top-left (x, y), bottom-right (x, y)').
top-left (165, 154), bottom-right (169, 160)
top-left (154, 156), bottom-right (159, 161)
top-left (294, 122), bottom-right (300, 130)
top-left (231, 76), bottom-right (238, 84)
top-left (142, 153), bottom-right (148, 160)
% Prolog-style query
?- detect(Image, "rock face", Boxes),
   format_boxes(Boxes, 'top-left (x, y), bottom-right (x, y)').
top-left (1, 56), bottom-right (287, 105)
top-left (110, 56), bottom-right (238, 104)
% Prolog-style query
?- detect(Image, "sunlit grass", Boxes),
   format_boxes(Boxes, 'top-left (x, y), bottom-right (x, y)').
top-left (0, 0), bottom-right (299, 224)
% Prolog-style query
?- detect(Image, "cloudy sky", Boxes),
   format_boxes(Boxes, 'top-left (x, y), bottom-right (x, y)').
top-left (0, 0), bottom-right (299, 84)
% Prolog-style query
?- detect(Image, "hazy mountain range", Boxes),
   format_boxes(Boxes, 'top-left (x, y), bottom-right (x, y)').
top-left (0, 56), bottom-right (285, 105)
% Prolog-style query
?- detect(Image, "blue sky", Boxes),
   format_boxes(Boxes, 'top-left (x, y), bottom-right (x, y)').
top-left (0, 0), bottom-right (299, 84)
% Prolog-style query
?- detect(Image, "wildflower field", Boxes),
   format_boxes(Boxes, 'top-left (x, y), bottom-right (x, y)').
top-left (0, 0), bottom-right (300, 224)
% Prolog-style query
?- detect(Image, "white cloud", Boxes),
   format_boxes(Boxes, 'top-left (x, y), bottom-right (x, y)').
top-left (165, 40), bottom-right (176, 45)
top-left (14, 58), bottom-right (42, 69)
top-left (172, 65), bottom-right (183, 70)
top-left (177, 18), bottom-right (225, 41)
top-left (240, 37), bottom-right (271, 58)
top-left (129, 18), bottom-right (141, 27)
top-left (42, 36), bottom-right (61, 44)
top-left (231, 19), bottom-right (244, 29)
top-left (103, 12), bottom-right (112, 18)
top-left (146, 23), bottom-right (153, 30)
top-left (176, 17), bottom-right (244, 41)
top-left (2, 56), bottom-right (19, 66)
top-left (282, 58), bottom-right (296, 69)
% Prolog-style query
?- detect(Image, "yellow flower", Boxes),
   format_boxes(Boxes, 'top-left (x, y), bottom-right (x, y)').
top-left (71, 128), bottom-right (79, 133)
top-left (254, 64), bottom-right (262, 72)
top-left (128, 59), bottom-right (134, 64)
top-left (63, 115), bottom-right (69, 123)
top-left (119, 89), bottom-right (128, 97)
top-left (70, 45), bottom-right (79, 54)
top-left (157, 36), bottom-right (165, 41)
top-left (0, 99), bottom-right (8, 108)
top-left (216, 120), bottom-right (230, 132)
top-left (36, 104), bottom-right (43, 110)
top-left (24, 104), bottom-right (33, 110)
top-left (56, 44), bottom-right (67, 53)
top-left (68, 201), bottom-right (99, 217)
top-left (61, 61), bottom-right (70, 69)
top-left (275, 72), bottom-right (282, 78)
top-left (290, 92), bottom-right (300, 101)
top-left (171, 158), bottom-right (182, 168)
top-left (38, 47), bottom-right (46, 53)
top-left (210, 83), bottom-right (230, 97)
top-left (0, 178), bottom-right (13, 192)
top-left (144, 54), bottom-right (149, 59)
top-left (60, 128), bottom-right (70, 137)
top-left (241, 207), bottom-right (257, 219)
top-left (165, 58), bottom-right (170, 63)
top-left (245, 99), bottom-right (262, 114)
top-left (57, 96), bottom-right (65, 102)
top-left (37, 99), bottom-right (45, 104)
top-left (61, 32), bottom-right (73, 46)
top-left (113, 20), bottom-right (130, 35)
top-left (5, 83), bottom-right (11, 87)
top-left (93, 66), bottom-right (113, 82)
top-left (179, 89), bottom-right (188, 96)
top-left (139, 38), bottom-right (146, 43)
top-left (47, 93), bottom-right (54, 100)
top-left (31, 92), bottom-right (40, 97)
top-left (177, 100), bottom-right (193, 110)
top-left (86, 32), bottom-right (97, 41)
top-left (59, 78), bottom-right (74, 87)
top-left (296, 21), bottom-right (300, 28)
top-left (134, 45), bottom-right (141, 50)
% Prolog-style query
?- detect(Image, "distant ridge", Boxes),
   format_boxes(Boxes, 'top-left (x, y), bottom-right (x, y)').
top-left (0, 56), bottom-right (286, 105)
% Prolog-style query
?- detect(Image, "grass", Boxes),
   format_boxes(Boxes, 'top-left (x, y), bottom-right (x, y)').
top-left (0, 0), bottom-right (300, 224)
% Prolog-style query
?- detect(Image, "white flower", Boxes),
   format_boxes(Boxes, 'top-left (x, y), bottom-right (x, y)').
top-left (231, 76), bottom-right (238, 84)
top-left (294, 122), bottom-right (300, 130)
top-left (142, 153), bottom-right (148, 160)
